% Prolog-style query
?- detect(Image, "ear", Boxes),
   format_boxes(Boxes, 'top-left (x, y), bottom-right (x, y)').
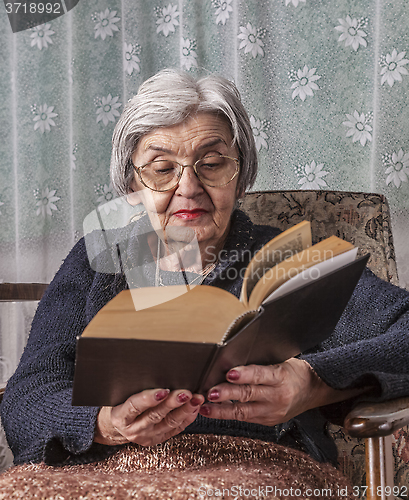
top-left (126, 179), bottom-right (143, 206)
top-left (126, 191), bottom-right (142, 206)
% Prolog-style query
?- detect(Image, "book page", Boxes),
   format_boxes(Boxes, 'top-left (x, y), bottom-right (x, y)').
top-left (248, 236), bottom-right (355, 310)
top-left (262, 247), bottom-right (358, 304)
top-left (240, 220), bottom-right (312, 306)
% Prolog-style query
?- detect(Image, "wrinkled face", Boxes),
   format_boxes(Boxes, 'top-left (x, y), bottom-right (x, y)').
top-left (130, 113), bottom-right (240, 263)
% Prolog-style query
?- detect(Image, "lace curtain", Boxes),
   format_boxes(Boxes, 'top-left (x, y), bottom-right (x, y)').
top-left (0, 0), bottom-right (408, 467)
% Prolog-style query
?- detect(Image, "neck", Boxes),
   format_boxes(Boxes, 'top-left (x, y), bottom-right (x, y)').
top-left (148, 221), bottom-right (231, 273)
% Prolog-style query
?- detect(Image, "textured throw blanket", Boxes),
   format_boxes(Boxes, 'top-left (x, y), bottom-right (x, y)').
top-left (0, 434), bottom-right (353, 499)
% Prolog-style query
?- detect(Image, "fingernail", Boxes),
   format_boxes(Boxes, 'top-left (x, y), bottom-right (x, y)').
top-left (155, 389), bottom-right (170, 401)
top-left (199, 405), bottom-right (210, 416)
top-left (208, 389), bottom-right (220, 401)
top-left (190, 396), bottom-right (203, 406)
top-left (227, 369), bottom-right (240, 381)
top-left (177, 392), bottom-right (190, 403)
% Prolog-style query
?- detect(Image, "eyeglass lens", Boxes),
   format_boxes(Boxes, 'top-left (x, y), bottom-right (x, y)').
top-left (139, 156), bottom-right (238, 191)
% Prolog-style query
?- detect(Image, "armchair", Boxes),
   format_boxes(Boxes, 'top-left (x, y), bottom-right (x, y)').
top-left (0, 282), bottom-right (48, 472)
top-left (238, 189), bottom-right (409, 496)
top-left (0, 285), bottom-right (48, 394)
top-left (0, 190), bottom-right (408, 497)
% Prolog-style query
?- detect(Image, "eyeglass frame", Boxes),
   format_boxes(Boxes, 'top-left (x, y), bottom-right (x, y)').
top-left (132, 155), bottom-right (240, 192)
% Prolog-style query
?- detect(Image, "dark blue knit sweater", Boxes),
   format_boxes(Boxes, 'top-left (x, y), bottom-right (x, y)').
top-left (2, 210), bottom-right (409, 466)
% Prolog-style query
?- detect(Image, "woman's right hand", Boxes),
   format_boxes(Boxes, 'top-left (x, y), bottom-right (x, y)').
top-left (94, 389), bottom-right (204, 447)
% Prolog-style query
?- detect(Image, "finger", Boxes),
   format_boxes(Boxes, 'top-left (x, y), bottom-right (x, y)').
top-left (112, 388), bottom-right (171, 427)
top-left (135, 390), bottom-right (194, 426)
top-left (112, 389), bottom-right (192, 436)
top-left (207, 381), bottom-right (274, 404)
top-left (158, 405), bottom-right (201, 444)
top-left (206, 364), bottom-right (290, 403)
top-left (147, 390), bottom-right (194, 422)
top-left (199, 401), bottom-right (262, 423)
top-left (127, 393), bottom-right (204, 446)
top-left (225, 364), bottom-right (285, 386)
top-left (146, 408), bottom-right (199, 447)
top-left (154, 394), bottom-right (205, 435)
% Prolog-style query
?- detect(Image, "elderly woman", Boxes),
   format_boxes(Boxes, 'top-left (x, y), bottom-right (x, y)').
top-left (1, 69), bottom-right (409, 470)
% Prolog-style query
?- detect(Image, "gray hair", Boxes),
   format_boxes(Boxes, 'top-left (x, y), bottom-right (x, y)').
top-left (110, 69), bottom-right (257, 196)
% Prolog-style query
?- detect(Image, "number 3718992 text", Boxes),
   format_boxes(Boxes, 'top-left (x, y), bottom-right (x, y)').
top-left (5, 2), bottom-right (62, 15)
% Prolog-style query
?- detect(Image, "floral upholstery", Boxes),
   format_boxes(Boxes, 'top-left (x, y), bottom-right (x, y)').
top-left (238, 190), bottom-right (398, 285)
top-left (239, 189), bottom-right (409, 489)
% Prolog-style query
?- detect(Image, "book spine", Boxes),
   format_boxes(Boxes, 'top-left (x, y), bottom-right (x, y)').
top-left (199, 311), bottom-right (263, 394)
top-left (220, 309), bottom-right (258, 343)
top-left (197, 344), bottom-right (220, 394)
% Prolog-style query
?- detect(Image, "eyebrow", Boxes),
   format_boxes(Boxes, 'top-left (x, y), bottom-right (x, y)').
top-left (197, 138), bottom-right (227, 150)
top-left (146, 145), bottom-right (174, 154)
top-left (145, 138), bottom-right (228, 155)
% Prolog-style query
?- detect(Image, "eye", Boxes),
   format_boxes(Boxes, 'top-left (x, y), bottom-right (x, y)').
top-left (199, 156), bottom-right (225, 169)
top-left (149, 160), bottom-right (178, 175)
top-left (155, 167), bottom-right (174, 175)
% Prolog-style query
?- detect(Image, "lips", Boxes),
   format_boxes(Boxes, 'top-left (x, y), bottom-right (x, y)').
top-left (172, 209), bottom-right (208, 220)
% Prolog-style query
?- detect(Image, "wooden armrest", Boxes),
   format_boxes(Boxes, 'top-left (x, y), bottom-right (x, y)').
top-left (344, 397), bottom-right (409, 438)
top-left (0, 283), bottom-right (48, 301)
top-left (0, 384), bottom-right (6, 403)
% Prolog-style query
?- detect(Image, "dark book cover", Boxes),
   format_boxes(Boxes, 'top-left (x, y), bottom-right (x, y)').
top-left (72, 254), bottom-right (369, 407)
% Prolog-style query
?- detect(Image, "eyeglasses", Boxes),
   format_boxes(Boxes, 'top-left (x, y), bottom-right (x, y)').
top-left (133, 155), bottom-right (240, 192)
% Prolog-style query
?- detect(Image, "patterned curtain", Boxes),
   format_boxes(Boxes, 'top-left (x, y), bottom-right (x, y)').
top-left (0, 0), bottom-right (408, 466)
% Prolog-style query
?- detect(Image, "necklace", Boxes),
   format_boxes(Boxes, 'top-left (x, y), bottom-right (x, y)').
top-left (155, 238), bottom-right (216, 287)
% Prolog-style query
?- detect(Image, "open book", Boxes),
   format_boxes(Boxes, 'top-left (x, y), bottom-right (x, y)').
top-left (72, 221), bottom-right (369, 406)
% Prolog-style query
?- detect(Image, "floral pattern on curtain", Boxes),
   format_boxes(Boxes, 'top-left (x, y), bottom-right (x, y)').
top-left (0, 0), bottom-right (408, 470)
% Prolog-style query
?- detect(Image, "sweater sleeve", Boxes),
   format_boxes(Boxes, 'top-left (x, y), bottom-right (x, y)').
top-left (300, 268), bottom-right (409, 421)
top-left (0, 239), bottom-right (121, 465)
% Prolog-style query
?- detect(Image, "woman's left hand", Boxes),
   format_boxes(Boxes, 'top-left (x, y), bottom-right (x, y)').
top-left (199, 359), bottom-right (363, 426)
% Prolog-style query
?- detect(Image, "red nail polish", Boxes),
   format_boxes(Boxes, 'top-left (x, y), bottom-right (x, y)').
top-left (190, 396), bottom-right (202, 406)
top-left (208, 389), bottom-right (220, 401)
top-left (227, 369), bottom-right (240, 381)
top-left (199, 406), bottom-right (210, 416)
top-left (155, 389), bottom-right (170, 401)
top-left (177, 392), bottom-right (189, 403)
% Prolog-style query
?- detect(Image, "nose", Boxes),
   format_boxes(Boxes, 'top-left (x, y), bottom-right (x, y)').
top-left (174, 165), bottom-right (204, 198)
